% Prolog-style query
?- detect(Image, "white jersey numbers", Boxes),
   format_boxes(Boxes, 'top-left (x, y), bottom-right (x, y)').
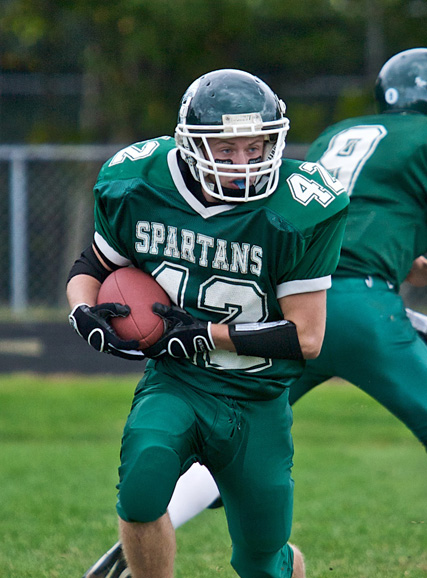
top-left (318, 125), bottom-right (387, 195)
top-left (287, 161), bottom-right (345, 207)
top-left (108, 137), bottom-right (171, 166)
top-left (153, 263), bottom-right (271, 372)
top-left (109, 142), bottom-right (159, 166)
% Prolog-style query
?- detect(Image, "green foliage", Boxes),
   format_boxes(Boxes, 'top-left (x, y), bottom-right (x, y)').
top-left (286, 102), bottom-right (330, 144)
top-left (0, 374), bottom-right (426, 577)
top-left (333, 85), bottom-right (375, 123)
top-left (1, 1), bottom-right (427, 143)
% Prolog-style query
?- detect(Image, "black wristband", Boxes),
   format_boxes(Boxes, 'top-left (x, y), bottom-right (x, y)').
top-left (229, 319), bottom-right (303, 360)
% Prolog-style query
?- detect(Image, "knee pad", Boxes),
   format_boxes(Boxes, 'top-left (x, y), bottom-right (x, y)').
top-left (117, 445), bottom-right (181, 523)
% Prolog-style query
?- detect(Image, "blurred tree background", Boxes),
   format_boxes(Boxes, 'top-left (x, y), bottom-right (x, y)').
top-left (1, 0), bottom-right (426, 145)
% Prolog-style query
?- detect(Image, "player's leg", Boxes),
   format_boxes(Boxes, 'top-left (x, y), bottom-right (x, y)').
top-left (168, 462), bottom-right (220, 527)
top-left (119, 463), bottom-right (220, 577)
top-left (119, 514), bottom-right (175, 578)
top-left (317, 278), bottom-right (427, 448)
top-left (339, 330), bottom-right (427, 448)
top-left (82, 463), bottom-right (220, 578)
top-left (289, 363), bottom-right (332, 406)
top-left (116, 382), bottom-right (200, 578)
top-left (290, 545), bottom-right (306, 578)
top-left (213, 392), bottom-right (304, 578)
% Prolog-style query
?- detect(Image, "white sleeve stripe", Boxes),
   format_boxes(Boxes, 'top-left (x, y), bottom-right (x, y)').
top-left (94, 232), bottom-right (132, 267)
top-left (277, 275), bottom-right (331, 298)
top-left (234, 320), bottom-right (289, 332)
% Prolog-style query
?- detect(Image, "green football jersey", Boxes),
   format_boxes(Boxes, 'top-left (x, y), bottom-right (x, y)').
top-left (306, 113), bottom-right (427, 288)
top-left (93, 137), bottom-right (348, 400)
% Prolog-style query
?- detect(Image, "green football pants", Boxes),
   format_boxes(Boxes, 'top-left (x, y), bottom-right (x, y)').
top-left (117, 372), bottom-right (295, 578)
top-left (290, 276), bottom-right (427, 448)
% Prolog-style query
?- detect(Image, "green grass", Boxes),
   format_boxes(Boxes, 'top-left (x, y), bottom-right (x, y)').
top-left (0, 374), bottom-right (425, 577)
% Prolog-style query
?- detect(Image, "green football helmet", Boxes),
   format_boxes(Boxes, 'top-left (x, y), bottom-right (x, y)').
top-left (375, 48), bottom-right (427, 115)
top-left (175, 69), bottom-right (289, 202)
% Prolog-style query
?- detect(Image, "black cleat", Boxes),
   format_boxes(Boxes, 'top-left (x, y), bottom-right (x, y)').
top-left (83, 542), bottom-right (130, 578)
top-left (105, 554), bottom-right (130, 578)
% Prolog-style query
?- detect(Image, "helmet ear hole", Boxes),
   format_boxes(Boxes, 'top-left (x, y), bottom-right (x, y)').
top-left (375, 48), bottom-right (427, 115)
top-left (174, 69), bottom-right (289, 202)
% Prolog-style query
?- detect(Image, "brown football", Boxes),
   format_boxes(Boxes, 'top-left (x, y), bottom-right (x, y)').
top-left (97, 267), bottom-right (170, 350)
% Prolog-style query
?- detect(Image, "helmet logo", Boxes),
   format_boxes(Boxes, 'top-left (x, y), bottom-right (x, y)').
top-left (385, 88), bottom-right (399, 105)
top-left (222, 113), bottom-right (263, 132)
top-left (415, 76), bottom-right (427, 88)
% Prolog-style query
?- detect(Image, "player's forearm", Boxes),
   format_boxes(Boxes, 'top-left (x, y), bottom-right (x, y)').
top-left (405, 255), bottom-right (427, 287)
top-left (211, 319), bottom-right (304, 360)
top-left (66, 274), bottom-right (102, 309)
top-left (211, 324), bottom-right (236, 351)
top-left (211, 318), bottom-right (323, 360)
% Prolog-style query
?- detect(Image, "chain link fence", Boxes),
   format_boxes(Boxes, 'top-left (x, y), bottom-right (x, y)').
top-left (0, 145), bottom-right (121, 318)
top-left (0, 143), bottom-right (425, 321)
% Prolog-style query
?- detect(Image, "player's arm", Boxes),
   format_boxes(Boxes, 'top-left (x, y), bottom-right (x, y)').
top-left (405, 255), bottom-right (427, 287)
top-left (279, 289), bottom-right (326, 358)
top-left (222, 289), bottom-right (325, 360)
top-left (67, 272), bottom-right (101, 309)
top-left (145, 290), bottom-right (326, 361)
top-left (66, 243), bottom-right (111, 310)
top-left (66, 244), bottom-right (145, 360)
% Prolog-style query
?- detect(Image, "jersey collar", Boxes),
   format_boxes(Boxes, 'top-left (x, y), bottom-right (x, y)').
top-left (167, 149), bottom-right (238, 220)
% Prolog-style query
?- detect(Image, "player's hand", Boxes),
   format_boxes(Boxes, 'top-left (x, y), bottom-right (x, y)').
top-left (144, 303), bottom-right (215, 359)
top-left (68, 303), bottom-right (146, 361)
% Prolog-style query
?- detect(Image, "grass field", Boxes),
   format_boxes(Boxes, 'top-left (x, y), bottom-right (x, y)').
top-left (0, 373), bottom-right (426, 578)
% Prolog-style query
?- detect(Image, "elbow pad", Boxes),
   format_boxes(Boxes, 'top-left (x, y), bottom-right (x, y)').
top-left (229, 319), bottom-right (303, 360)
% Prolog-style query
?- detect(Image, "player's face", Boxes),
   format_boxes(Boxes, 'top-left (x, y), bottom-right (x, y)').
top-left (205, 136), bottom-right (265, 190)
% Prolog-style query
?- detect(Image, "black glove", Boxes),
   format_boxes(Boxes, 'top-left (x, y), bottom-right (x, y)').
top-left (144, 303), bottom-right (215, 359)
top-left (68, 303), bottom-right (145, 361)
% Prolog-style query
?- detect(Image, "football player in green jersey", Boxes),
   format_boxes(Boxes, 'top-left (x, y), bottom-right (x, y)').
top-left (288, 47), bottom-right (427, 436)
top-left (67, 68), bottom-right (348, 578)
